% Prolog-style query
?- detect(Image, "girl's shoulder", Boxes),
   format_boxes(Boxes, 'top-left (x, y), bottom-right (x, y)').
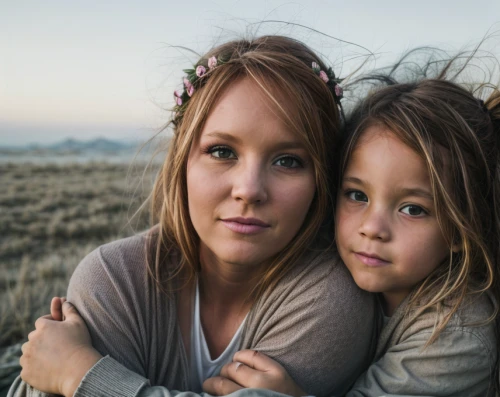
top-left (394, 291), bottom-right (497, 355)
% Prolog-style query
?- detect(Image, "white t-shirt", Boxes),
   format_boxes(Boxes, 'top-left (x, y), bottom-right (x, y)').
top-left (189, 282), bottom-right (248, 392)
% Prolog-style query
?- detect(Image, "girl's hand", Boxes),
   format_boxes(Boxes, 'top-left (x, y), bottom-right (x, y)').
top-left (203, 350), bottom-right (306, 397)
top-left (20, 301), bottom-right (103, 397)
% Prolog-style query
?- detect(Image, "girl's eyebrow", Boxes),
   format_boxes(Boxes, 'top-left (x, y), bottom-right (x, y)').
top-left (342, 176), bottom-right (364, 185)
top-left (343, 176), bottom-right (434, 200)
top-left (398, 187), bottom-right (434, 201)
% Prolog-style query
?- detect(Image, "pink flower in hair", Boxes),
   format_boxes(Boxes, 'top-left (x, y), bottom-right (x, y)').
top-left (335, 84), bottom-right (343, 98)
top-left (208, 56), bottom-right (217, 69)
top-left (196, 65), bottom-right (207, 77)
top-left (312, 62), bottom-right (320, 71)
top-left (184, 78), bottom-right (195, 97)
top-left (319, 70), bottom-right (329, 83)
top-left (174, 90), bottom-right (183, 106)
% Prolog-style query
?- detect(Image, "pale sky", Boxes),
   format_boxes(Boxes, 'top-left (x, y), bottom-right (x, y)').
top-left (1, 0), bottom-right (500, 145)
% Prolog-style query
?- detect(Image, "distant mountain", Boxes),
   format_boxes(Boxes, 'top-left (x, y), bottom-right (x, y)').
top-left (47, 138), bottom-right (136, 152)
top-left (0, 138), bottom-right (138, 154)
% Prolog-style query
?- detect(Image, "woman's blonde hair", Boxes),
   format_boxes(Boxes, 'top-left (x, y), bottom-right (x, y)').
top-left (342, 49), bottom-right (500, 345)
top-left (148, 35), bottom-right (341, 296)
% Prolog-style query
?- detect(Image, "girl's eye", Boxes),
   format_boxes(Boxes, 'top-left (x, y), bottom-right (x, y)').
top-left (273, 156), bottom-right (302, 168)
top-left (400, 205), bottom-right (427, 216)
top-left (347, 190), bottom-right (368, 202)
top-left (209, 147), bottom-right (236, 159)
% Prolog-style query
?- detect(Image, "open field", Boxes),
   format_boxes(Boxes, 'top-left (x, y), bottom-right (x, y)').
top-left (0, 162), bottom-right (155, 349)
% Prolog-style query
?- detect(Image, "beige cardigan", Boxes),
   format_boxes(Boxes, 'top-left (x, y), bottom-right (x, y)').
top-left (9, 233), bottom-right (377, 397)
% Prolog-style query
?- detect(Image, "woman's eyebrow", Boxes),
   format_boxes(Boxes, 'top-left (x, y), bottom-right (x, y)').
top-left (205, 131), bottom-right (242, 144)
top-left (205, 131), bottom-right (305, 150)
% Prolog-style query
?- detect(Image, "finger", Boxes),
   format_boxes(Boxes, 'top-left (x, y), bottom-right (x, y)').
top-left (233, 349), bottom-right (284, 372)
top-left (203, 376), bottom-right (243, 396)
top-left (220, 361), bottom-right (263, 388)
top-left (34, 315), bottom-right (53, 330)
top-left (51, 297), bottom-right (64, 321)
top-left (27, 331), bottom-right (36, 341)
top-left (62, 301), bottom-right (81, 321)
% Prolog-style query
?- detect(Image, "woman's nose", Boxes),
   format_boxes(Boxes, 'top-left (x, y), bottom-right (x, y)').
top-left (358, 207), bottom-right (391, 241)
top-left (231, 162), bottom-right (268, 204)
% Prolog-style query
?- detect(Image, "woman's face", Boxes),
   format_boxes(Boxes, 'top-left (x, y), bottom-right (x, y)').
top-left (187, 77), bottom-right (316, 271)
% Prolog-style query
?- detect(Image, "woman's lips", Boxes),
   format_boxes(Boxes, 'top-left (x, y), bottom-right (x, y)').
top-left (221, 217), bottom-right (270, 235)
top-left (354, 252), bottom-right (391, 267)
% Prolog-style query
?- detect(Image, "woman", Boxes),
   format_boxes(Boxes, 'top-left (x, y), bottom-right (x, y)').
top-left (10, 35), bottom-right (377, 397)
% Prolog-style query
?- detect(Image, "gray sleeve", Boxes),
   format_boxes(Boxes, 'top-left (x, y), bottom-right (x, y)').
top-left (75, 357), bottom-right (291, 397)
top-left (66, 246), bottom-right (149, 375)
top-left (7, 376), bottom-right (51, 397)
top-left (346, 326), bottom-right (496, 397)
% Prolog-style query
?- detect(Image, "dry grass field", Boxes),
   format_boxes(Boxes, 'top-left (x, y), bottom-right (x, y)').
top-left (0, 161), bottom-right (154, 349)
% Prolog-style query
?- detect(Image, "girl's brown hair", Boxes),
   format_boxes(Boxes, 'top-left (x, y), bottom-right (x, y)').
top-left (342, 49), bottom-right (500, 345)
top-left (148, 35), bottom-right (341, 296)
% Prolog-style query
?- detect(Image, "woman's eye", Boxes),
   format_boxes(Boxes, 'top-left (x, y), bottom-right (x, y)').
top-left (274, 156), bottom-right (301, 168)
top-left (209, 147), bottom-right (236, 159)
top-left (400, 205), bottom-right (426, 216)
top-left (347, 191), bottom-right (368, 202)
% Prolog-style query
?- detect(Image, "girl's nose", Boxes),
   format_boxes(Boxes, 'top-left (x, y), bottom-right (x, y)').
top-left (358, 207), bottom-right (391, 241)
top-left (231, 162), bottom-right (268, 205)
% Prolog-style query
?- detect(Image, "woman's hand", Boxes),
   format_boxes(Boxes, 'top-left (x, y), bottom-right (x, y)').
top-left (203, 350), bottom-right (306, 397)
top-left (20, 301), bottom-right (103, 397)
top-left (50, 296), bottom-right (66, 321)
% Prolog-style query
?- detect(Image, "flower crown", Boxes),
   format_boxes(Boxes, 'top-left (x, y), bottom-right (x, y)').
top-left (311, 62), bottom-right (344, 103)
top-left (173, 57), bottom-right (343, 122)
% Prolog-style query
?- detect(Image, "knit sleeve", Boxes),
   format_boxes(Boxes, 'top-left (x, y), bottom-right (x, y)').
top-left (346, 321), bottom-right (497, 396)
top-left (66, 241), bottom-right (151, 377)
top-left (241, 251), bottom-right (378, 397)
top-left (76, 356), bottom-right (293, 397)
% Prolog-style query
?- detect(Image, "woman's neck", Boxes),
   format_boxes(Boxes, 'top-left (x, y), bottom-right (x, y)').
top-left (198, 247), bottom-right (265, 309)
top-left (197, 244), bottom-right (266, 358)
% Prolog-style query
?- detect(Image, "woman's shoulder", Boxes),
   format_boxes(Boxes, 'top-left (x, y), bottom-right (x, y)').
top-left (246, 245), bottom-right (378, 352)
top-left (72, 233), bottom-right (149, 278)
top-left (73, 230), bottom-right (180, 278)
top-left (68, 230), bottom-right (181, 299)
top-left (281, 247), bottom-right (371, 302)
top-left (244, 248), bottom-right (378, 396)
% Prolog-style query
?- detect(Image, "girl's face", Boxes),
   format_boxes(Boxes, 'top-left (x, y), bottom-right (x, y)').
top-left (187, 78), bottom-right (316, 272)
top-left (335, 125), bottom-right (450, 314)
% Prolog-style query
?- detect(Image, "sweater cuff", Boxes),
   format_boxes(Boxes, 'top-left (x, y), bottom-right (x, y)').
top-left (74, 355), bottom-right (149, 397)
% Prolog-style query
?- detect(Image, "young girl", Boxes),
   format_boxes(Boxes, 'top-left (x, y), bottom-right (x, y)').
top-left (10, 36), bottom-right (377, 397)
top-left (201, 55), bottom-right (500, 396)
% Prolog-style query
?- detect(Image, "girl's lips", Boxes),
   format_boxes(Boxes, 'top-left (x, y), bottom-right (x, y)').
top-left (355, 252), bottom-right (391, 267)
top-left (221, 218), bottom-right (270, 235)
